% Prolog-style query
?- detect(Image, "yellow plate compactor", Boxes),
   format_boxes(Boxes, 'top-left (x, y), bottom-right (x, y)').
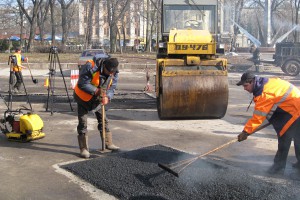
top-left (156, 0), bottom-right (228, 119)
top-left (0, 109), bottom-right (45, 142)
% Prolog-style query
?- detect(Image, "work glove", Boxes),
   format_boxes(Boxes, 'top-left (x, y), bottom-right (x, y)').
top-left (238, 131), bottom-right (249, 142)
top-left (94, 88), bottom-right (101, 96)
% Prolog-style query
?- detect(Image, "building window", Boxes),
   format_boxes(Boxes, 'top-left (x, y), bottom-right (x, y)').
top-left (104, 28), bottom-right (109, 36)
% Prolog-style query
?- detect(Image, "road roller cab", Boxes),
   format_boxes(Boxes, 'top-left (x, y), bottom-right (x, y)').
top-left (156, 0), bottom-right (228, 119)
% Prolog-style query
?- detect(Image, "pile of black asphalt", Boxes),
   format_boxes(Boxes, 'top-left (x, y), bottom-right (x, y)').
top-left (62, 145), bottom-right (300, 200)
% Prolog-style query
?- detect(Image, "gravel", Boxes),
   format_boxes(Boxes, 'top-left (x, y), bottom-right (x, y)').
top-left (62, 145), bottom-right (300, 200)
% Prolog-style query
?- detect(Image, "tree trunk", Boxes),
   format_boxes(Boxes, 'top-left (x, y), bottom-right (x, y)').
top-left (86, 0), bottom-right (95, 49)
top-left (50, 0), bottom-right (56, 46)
top-left (106, 0), bottom-right (131, 53)
top-left (145, 0), bottom-right (151, 52)
top-left (110, 24), bottom-right (118, 53)
top-left (58, 0), bottom-right (75, 52)
top-left (17, 0), bottom-right (44, 52)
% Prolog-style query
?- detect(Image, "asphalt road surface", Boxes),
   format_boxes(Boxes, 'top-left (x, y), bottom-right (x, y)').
top-left (0, 64), bottom-right (300, 200)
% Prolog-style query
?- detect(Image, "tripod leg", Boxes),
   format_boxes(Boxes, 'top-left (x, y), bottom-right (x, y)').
top-left (46, 74), bottom-right (50, 112)
top-left (48, 70), bottom-right (55, 115)
top-left (56, 54), bottom-right (73, 112)
top-left (8, 70), bottom-right (14, 110)
top-left (46, 53), bottom-right (55, 114)
top-left (21, 73), bottom-right (32, 111)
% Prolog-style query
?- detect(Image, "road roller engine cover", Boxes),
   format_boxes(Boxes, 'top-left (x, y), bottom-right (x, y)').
top-left (0, 109), bottom-right (45, 142)
top-left (156, 0), bottom-right (228, 119)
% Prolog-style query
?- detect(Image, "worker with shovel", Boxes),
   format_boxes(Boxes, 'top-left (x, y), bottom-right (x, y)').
top-left (74, 55), bottom-right (120, 158)
top-left (11, 47), bottom-right (28, 93)
top-left (237, 72), bottom-right (300, 174)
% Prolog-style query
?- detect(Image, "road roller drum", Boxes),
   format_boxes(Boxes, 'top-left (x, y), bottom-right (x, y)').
top-left (157, 65), bottom-right (228, 119)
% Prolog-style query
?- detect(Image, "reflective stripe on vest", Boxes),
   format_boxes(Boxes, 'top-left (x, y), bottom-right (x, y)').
top-left (251, 84), bottom-right (294, 135)
top-left (266, 84), bottom-right (294, 120)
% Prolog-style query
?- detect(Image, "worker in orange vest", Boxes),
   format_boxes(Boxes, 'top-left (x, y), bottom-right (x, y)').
top-left (74, 55), bottom-right (119, 158)
top-left (237, 72), bottom-right (300, 174)
top-left (11, 47), bottom-right (28, 93)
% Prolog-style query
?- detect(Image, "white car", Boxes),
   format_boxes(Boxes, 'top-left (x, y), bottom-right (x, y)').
top-left (78, 49), bottom-right (108, 69)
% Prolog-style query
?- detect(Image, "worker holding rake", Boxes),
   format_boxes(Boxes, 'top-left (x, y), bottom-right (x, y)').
top-left (74, 55), bottom-right (120, 158)
top-left (237, 72), bottom-right (300, 174)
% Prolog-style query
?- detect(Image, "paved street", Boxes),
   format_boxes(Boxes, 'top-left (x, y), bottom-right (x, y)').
top-left (0, 62), bottom-right (300, 200)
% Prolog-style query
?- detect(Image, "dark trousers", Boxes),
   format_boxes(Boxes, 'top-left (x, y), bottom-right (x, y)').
top-left (274, 118), bottom-right (300, 168)
top-left (13, 71), bottom-right (23, 90)
top-left (74, 92), bottom-right (109, 136)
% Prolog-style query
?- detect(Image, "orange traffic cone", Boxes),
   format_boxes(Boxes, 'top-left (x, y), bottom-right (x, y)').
top-left (44, 78), bottom-right (49, 87)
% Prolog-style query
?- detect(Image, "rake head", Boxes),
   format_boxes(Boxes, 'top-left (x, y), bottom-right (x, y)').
top-left (158, 163), bottom-right (179, 177)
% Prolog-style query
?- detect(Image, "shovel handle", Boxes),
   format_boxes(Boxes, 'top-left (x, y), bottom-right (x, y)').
top-left (101, 104), bottom-right (106, 151)
top-left (26, 60), bottom-right (34, 77)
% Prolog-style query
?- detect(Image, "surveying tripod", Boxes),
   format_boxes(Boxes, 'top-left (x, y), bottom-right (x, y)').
top-left (7, 55), bottom-right (32, 111)
top-left (46, 46), bottom-right (73, 115)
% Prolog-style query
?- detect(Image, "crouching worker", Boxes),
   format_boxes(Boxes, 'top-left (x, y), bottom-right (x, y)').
top-left (74, 55), bottom-right (120, 158)
top-left (236, 72), bottom-right (300, 174)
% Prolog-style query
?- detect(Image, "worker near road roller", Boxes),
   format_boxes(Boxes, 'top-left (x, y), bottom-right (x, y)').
top-left (12, 47), bottom-right (28, 93)
top-left (249, 44), bottom-right (260, 65)
top-left (236, 72), bottom-right (300, 174)
top-left (74, 55), bottom-right (119, 158)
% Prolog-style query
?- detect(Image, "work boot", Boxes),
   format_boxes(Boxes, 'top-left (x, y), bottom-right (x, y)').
top-left (292, 162), bottom-right (300, 169)
top-left (105, 131), bottom-right (119, 150)
top-left (267, 164), bottom-right (285, 175)
top-left (77, 135), bottom-right (90, 158)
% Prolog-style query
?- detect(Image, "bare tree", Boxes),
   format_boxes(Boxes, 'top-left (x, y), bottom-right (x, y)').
top-left (291, 0), bottom-right (300, 41)
top-left (57, 0), bottom-right (75, 51)
top-left (85, 0), bottom-right (95, 49)
top-left (17, 0), bottom-right (44, 52)
top-left (249, 0), bottom-right (285, 46)
top-left (49, 0), bottom-right (57, 45)
top-left (37, 0), bottom-right (50, 44)
top-left (106, 0), bottom-right (131, 53)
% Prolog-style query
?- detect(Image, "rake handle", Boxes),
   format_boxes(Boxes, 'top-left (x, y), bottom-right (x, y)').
top-left (172, 139), bottom-right (237, 169)
top-left (159, 123), bottom-right (272, 177)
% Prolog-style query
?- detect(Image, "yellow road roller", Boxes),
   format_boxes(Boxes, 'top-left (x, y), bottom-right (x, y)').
top-left (156, 0), bottom-right (228, 119)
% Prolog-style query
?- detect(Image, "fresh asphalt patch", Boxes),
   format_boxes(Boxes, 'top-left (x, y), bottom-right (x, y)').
top-left (61, 145), bottom-right (300, 200)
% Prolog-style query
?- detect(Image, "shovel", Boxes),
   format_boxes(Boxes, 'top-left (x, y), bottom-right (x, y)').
top-left (100, 91), bottom-right (111, 153)
top-left (158, 123), bottom-right (271, 177)
top-left (101, 103), bottom-right (106, 151)
top-left (26, 61), bottom-right (38, 84)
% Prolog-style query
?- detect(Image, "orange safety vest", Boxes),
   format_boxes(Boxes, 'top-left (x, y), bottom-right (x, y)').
top-left (12, 53), bottom-right (23, 72)
top-left (74, 60), bottom-right (113, 102)
top-left (244, 78), bottom-right (300, 136)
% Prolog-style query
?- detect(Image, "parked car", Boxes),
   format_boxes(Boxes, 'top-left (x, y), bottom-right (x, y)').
top-left (78, 49), bottom-right (108, 69)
